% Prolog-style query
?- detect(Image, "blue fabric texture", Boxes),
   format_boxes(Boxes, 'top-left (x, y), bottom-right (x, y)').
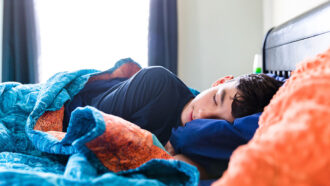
top-left (170, 112), bottom-right (261, 177)
top-left (188, 88), bottom-right (200, 96)
top-left (0, 58), bottom-right (199, 185)
top-left (198, 179), bottom-right (216, 186)
top-left (266, 73), bottom-right (287, 82)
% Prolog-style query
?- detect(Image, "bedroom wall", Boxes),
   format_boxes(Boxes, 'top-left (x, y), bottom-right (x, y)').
top-left (177, 0), bottom-right (263, 91)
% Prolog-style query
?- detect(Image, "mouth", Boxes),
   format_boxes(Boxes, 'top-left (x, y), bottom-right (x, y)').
top-left (190, 111), bottom-right (193, 121)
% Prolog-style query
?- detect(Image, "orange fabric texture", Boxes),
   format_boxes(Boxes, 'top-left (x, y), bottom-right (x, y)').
top-left (34, 106), bottom-right (64, 133)
top-left (35, 107), bottom-right (173, 172)
top-left (86, 113), bottom-right (173, 172)
top-left (87, 62), bottom-right (141, 83)
top-left (34, 106), bottom-right (67, 140)
top-left (213, 48), bottom-right (330, 186)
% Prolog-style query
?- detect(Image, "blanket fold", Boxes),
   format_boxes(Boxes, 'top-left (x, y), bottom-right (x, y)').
top-left (0, 58), bottom-right (198, 185)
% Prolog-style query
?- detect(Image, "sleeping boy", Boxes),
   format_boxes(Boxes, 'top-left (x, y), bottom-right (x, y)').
top-left (63, 66), bottom-right (283, 178)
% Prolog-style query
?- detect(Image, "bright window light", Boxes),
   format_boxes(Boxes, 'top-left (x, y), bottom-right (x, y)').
top-left (35, 0), bottom-right (149, 82)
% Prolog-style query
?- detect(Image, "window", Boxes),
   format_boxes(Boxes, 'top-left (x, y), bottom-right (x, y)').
top-left (35, 0), bottom-right (149, 82)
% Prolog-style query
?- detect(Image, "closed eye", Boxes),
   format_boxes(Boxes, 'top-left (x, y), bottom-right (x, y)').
top-left (220, 89), bottom-right (226, 106)
top-left (213, 94), bottom-right (218, 106)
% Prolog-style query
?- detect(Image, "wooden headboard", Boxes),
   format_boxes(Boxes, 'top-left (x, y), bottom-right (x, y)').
top-left (262, 2), bottom-right (330, 78)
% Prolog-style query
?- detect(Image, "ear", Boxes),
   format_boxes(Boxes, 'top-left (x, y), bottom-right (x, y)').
top-left (211, 75), bottom-right (234, 87)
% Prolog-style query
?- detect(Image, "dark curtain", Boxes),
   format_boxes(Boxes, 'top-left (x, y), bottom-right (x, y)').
top-left (148, 0), bottom-right (178, 75)
top-left (2, 0), bottom-right (39, 83)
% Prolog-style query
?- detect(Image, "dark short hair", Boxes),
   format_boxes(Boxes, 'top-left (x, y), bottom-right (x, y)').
top-left (231, 74), bottom-right (284, 118)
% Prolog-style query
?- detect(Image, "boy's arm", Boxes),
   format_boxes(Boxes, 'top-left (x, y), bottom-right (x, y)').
top-left (165, 141), bottom-right (211, 179)
top-left (173, 154), bottom-right (211, 180)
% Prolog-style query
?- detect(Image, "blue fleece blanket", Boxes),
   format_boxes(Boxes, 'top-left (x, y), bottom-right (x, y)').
top-left (0, 58), bottom-right (198, 185)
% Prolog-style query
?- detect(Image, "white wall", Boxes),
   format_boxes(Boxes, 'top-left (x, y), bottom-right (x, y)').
top-left (178, 0), bottom-right (263, 90)
top-left (0, 0), bottom-right (3, 82)
top-left (263, 0), bottom-right (329, 34)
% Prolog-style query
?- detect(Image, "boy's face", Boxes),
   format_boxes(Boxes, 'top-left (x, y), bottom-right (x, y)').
top-left (181, 81), bottom-right (238, 125)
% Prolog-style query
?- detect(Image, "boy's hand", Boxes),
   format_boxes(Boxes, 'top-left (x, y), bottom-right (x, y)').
top-left (165, 141), bottom-right (175, 156)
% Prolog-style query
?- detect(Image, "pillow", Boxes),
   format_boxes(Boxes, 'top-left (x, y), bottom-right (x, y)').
top-left (213, 48), bottom-right (330, 186)
top-left (170, 112), bottom-right (260, 177)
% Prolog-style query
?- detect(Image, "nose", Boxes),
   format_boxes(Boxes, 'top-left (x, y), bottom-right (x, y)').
top-left (194, 108), bottom-right (215, 119)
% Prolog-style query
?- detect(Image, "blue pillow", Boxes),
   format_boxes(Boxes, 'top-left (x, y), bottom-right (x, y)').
top-left (266, 73), bottom-right (287, 82)
top-left (169, 112), bottom-right (261, 177)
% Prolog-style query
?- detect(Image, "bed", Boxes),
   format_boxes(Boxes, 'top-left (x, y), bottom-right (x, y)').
top-left (210, 2), bottom-right (330, 186)
top-left (262, 2), bottom-right (330, 78)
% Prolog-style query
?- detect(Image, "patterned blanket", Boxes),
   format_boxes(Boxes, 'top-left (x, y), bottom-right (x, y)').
top-left (0, 58), bottom-right (198, 185)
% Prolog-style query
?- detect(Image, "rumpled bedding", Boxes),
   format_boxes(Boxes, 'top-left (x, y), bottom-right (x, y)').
top-left (170, 113), bottom-right (260, 178)
top-left (213, 48), bottom-right (330, 186)
top-left (0, 58), bottom-right (199, 185)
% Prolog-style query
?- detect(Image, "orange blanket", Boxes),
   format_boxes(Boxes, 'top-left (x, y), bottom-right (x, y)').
top-left (213, 48), bottom-right (330, 186)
